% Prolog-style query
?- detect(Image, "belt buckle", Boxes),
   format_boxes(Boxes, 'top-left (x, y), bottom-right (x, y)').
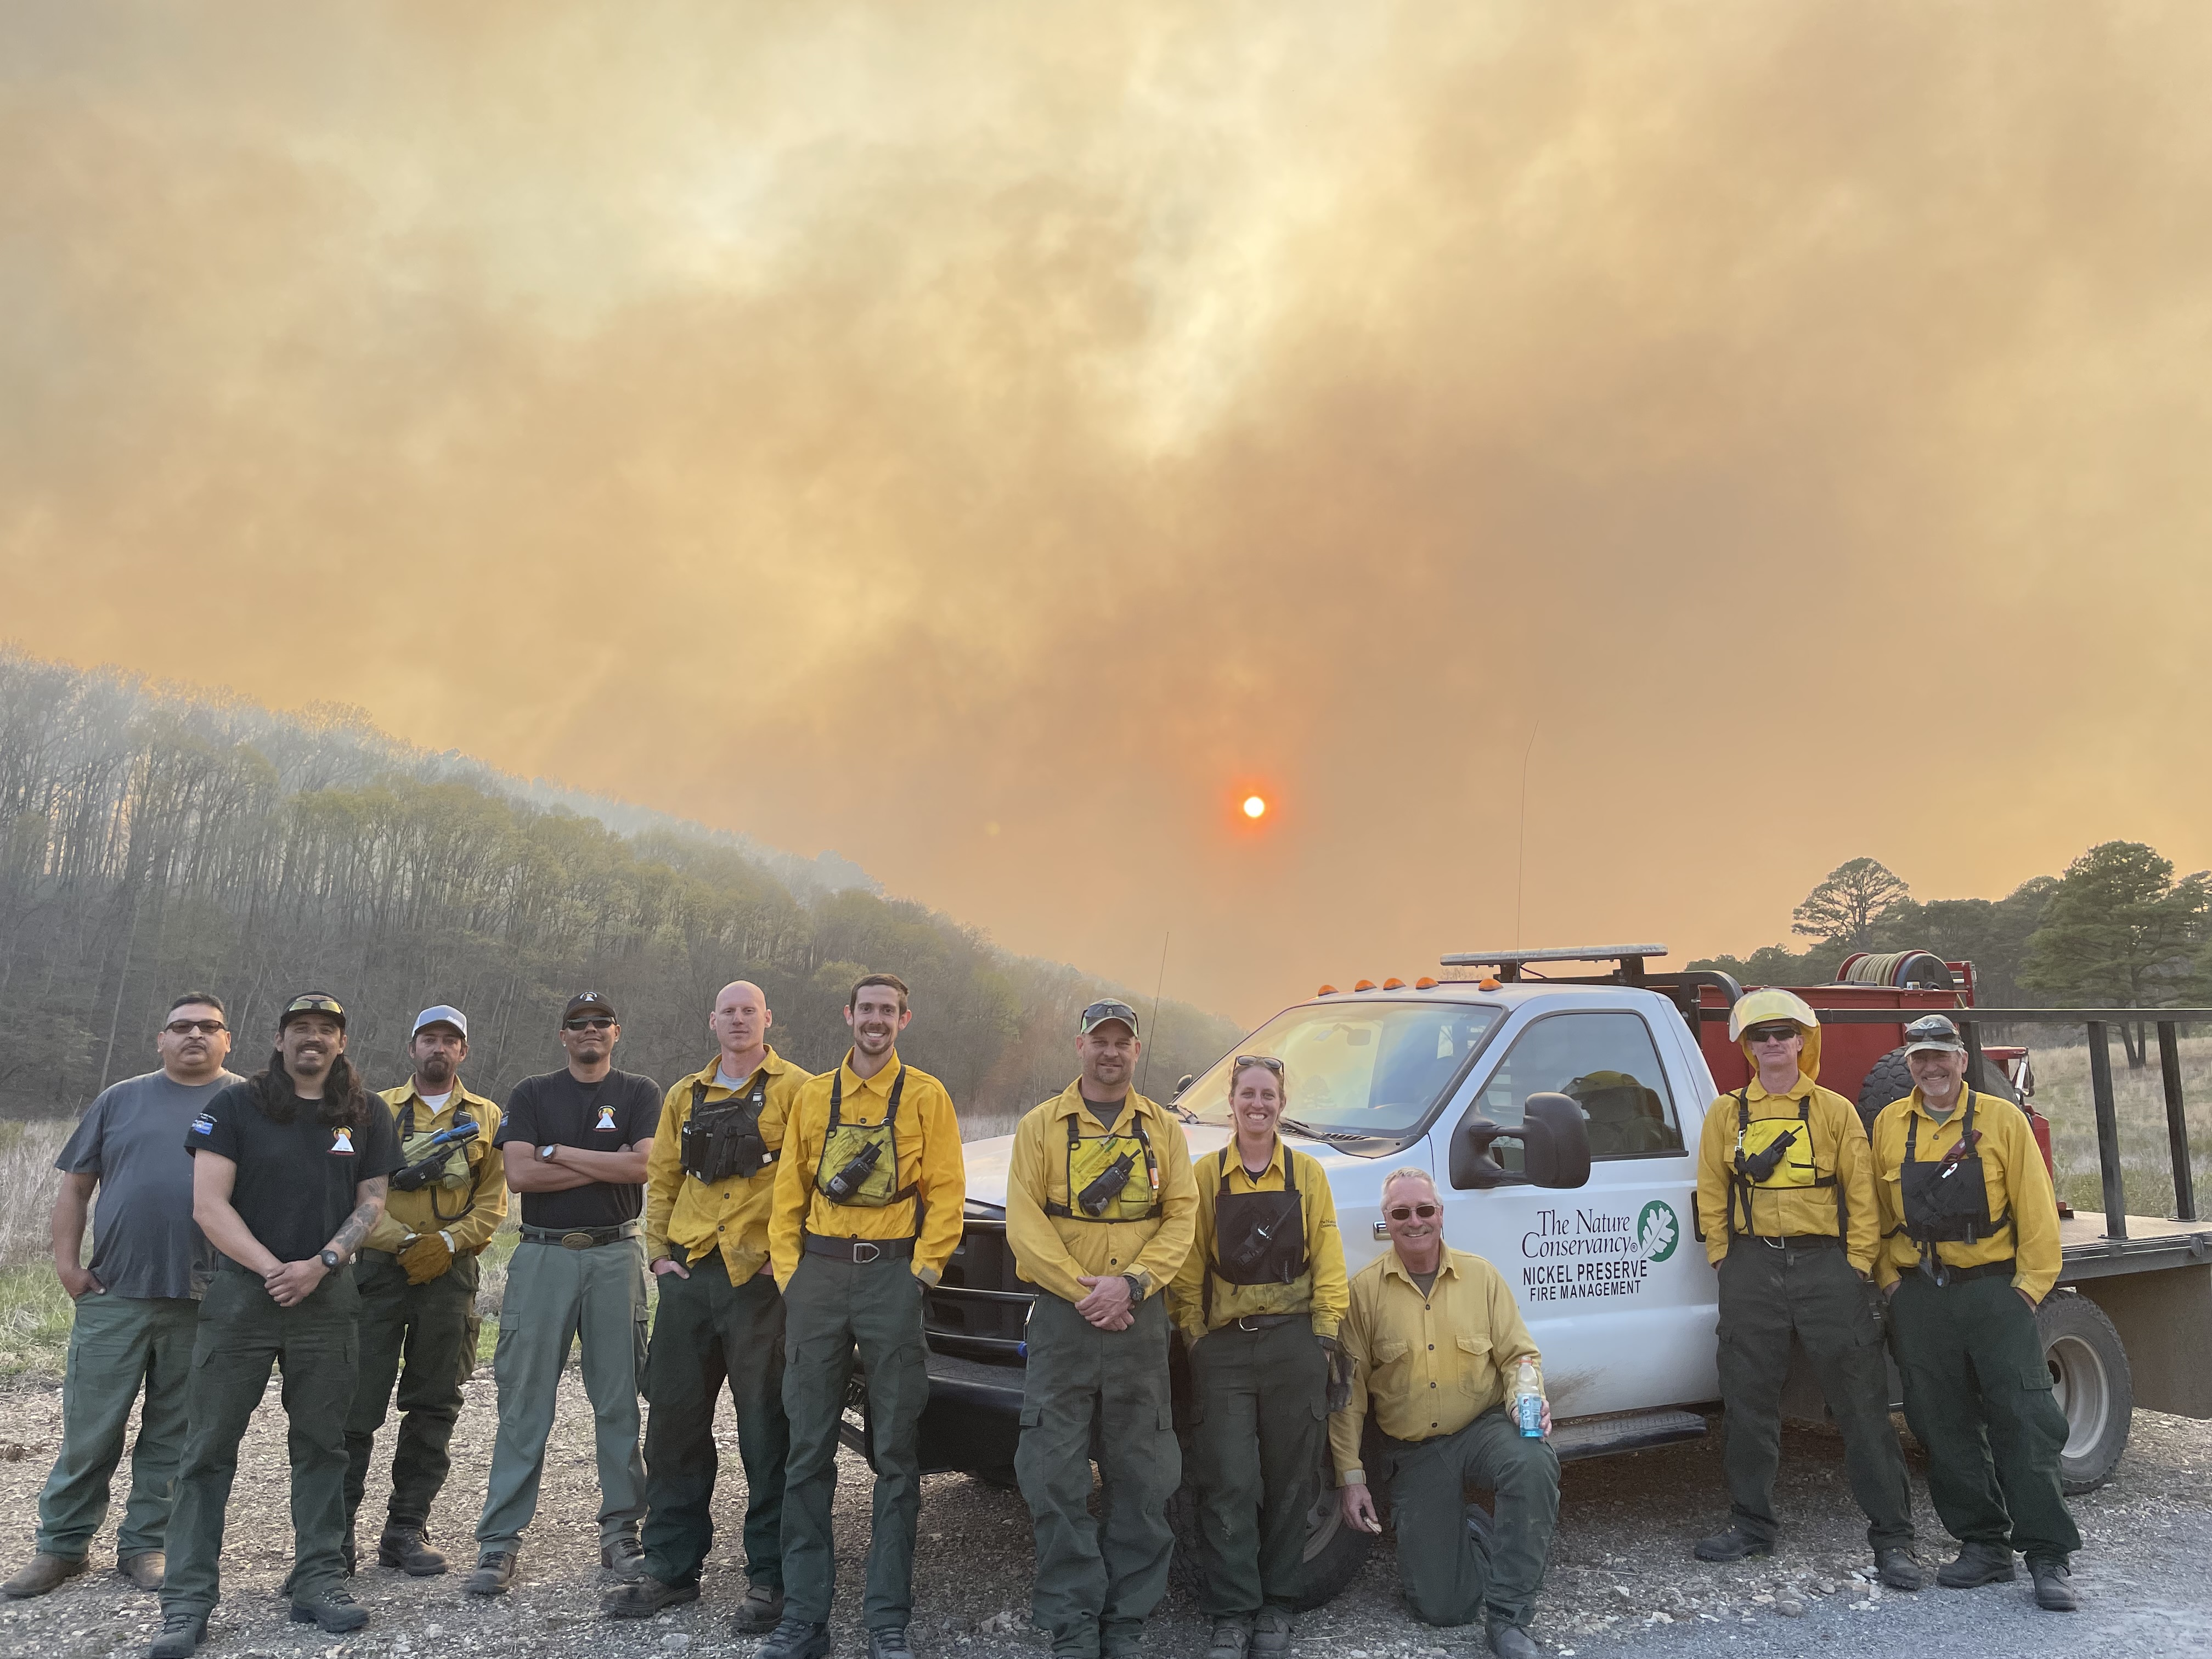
top-left (561, 1231), bottom-right (593, 1251)
top-left (852, 1240), bottom-right (882, 1265)
top-left (1760, 1236), bottom-right (1785, 1250)
top-left (1237, 1314), bottom-right (1261, 1332)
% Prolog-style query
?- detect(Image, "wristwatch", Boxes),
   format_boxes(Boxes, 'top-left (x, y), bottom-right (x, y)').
top-left (1122, 1273), bottom-right (1145, 1303)
top-left (318, 1249), bottom-right (342, 1271)
top-left (538, 1143), bottom-right (558, 1162)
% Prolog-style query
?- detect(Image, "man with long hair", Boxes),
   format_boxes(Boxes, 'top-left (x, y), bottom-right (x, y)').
top-left (151, 993), bottom-right (403, 1659)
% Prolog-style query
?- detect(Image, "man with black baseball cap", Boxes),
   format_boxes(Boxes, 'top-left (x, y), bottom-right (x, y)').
top-left (1004, 999), bottom-right (1197, 1659)
top-left (467, 992), bottom-right (661, 1597)
top-left (343, 1005), bottom-right (506, 1578)
top-left (153, 992), bottom-right (404, 1658)
top-left (1870, 1014), bottom-right (2077, 1611)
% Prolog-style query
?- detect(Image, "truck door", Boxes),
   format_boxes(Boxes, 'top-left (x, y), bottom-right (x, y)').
top-left (1442, 1008), bottom-right (1710, 1416)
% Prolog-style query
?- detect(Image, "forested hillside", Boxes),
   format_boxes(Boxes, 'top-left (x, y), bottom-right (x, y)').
top-left (0, 649), bottom-right (1239, 1124)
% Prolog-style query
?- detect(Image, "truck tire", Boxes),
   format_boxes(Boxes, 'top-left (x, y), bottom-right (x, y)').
top-left (1166, 1451), bottom-right (1375, 1611)
top-left (2036, 1291), bottom-right (2132, 1494)
top-left (1855, 1046), bottom-right (2018, 1135)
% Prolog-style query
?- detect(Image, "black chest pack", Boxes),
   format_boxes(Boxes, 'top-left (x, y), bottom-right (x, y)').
top-left (1203, 1144), bottom-right (1309, 1321)
top-left (1726, 1088), bottom-right (1844, 1240)
top-left (1892, 1090), bottom-right (2011, 1280)
top-left (680, 1069), bottom-right (776, 1184)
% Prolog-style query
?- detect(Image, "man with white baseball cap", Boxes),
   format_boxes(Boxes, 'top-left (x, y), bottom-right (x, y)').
top-left (342, 1005), bottom-right (506, 1577)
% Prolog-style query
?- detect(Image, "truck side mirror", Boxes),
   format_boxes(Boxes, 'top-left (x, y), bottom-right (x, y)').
top-left (1449, 1092), bottom-right (1593, 1191)
top-left (1173, 1074), bottom-right (1195, 1101)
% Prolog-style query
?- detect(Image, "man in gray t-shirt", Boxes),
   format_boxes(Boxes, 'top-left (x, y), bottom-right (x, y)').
top-left (2, 994), bottom-right (241, 1601)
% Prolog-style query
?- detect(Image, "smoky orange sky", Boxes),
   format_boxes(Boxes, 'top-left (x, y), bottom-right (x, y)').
top-left (7, 3), bottom-right (2212, 1026)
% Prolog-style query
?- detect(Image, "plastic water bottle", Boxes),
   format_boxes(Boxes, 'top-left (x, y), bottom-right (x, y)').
top-left (1514, 1358), bottom-right (1543, 1438)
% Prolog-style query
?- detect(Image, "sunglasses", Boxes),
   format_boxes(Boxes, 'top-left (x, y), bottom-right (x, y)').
top-left (1233, 1054), bottom-right (1285, 1074)
top-left (564, 1016), bottom-right (616, 1031)
top-left (165, 1019), bottom-right (228, 1037)
top-left (1386, 1203), bottom-right (1440, 1222)
top-left (1745, 1025), bottom-right (1799, 1045)
top-left (284, 994), bottom-right (345, 1018)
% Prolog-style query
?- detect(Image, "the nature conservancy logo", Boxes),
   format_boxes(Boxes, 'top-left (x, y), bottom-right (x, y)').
top-left (1518, 1199), bottom-right (1683, 1302)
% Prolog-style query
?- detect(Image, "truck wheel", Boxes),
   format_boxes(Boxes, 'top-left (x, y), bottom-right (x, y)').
top-left (1165, 1453), bottom-right (1376, 1611)
top-left (2036, 1292), bottom-right (2132, 1494)
top-left (1855, 1046), bottom-right (2018, 1135)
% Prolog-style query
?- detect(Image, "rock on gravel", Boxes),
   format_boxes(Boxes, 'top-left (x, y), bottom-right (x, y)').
top-left (3, 1377), bottom-right (2210, 1657)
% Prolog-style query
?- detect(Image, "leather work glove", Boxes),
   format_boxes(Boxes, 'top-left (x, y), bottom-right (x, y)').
top-left (398, 1232), bottom-right (454, 1284)
top-left (1318, 1333), bottom-right (1355, 1413)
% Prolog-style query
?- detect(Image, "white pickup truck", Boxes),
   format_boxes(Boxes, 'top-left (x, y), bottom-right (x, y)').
top-left (890, 951), bottom-right (2212, 1607)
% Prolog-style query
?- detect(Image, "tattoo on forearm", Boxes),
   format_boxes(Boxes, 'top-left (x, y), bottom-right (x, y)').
top-left (330, 1178), bottom-right (387, 1257)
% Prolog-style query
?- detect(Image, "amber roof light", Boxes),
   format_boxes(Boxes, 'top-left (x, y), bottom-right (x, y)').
top-left (1353, 979), bottom-right (1376, 991)
top-left (1317, 984), bottom-right (1338, 996)
top-left (1414, 976), bottom-right (1437, 989)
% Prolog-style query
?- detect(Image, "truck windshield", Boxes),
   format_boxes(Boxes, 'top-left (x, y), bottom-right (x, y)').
top-left (1182, 1000), bottom-right (1503, 1141)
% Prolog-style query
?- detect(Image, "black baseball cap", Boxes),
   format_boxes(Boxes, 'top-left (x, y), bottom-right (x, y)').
top-left (1079, 998), bottom-right (1141, 1036)
top-left (279, 991), bottom-right (347, 1030)
top-left (562, 990), bottom-right (618, 1024)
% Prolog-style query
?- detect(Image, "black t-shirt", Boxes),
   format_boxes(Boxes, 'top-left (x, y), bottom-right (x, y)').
top-left (495, 1067), bottom-right (662, 1228)
top-left (184, 1081), bottom-right (404, 1267)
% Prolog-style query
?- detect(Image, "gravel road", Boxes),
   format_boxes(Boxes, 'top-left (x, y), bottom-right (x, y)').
top-left (2, 1375), bottom-right (2207, 1659)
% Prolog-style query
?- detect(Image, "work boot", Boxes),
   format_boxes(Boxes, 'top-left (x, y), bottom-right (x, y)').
top-left (461, 1549), bottom-right (519, 1597)
top-left (731, 1584), bottom-right (787, 1634)
top-left (2029, 1559), bottom-right (2079, 1611)
top-left (1692, 1525), bottom-right (1773, 1562)
top-left (1208, 1617), bottom-right (1252, 1659)
top-left (3, 1552), bottom-right (89, 1598)
top-left (1937, 1542), bottom-right (2017, 1588)
top-left (117, 1552), bottom-right (166, 1593)
top-left (290, 1588), bottom-right (371, 1633)
top-left (868, 1628), bottom-right (914, 1659)
top-left (604, 1576), bottom-right (699, 1618)
top-left (757, 1619), bottom-right (831, 1659)
top-left (1875, 1547), bottom-right (1930, 1590)
top-left (1250, 1607), bottom-right (1294, 1657)
top-left (146, 1611), bottom-right (206, 1659)
top-left (377, 1526), bottom-right (448, 1577)
top-left (600, 1535), bottom-right (647, 1582)
top-left (1488, 1625), bottom-right (1539, 1659)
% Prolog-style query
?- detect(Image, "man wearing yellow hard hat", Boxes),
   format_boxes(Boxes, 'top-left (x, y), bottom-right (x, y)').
top-left (1691, 990), bottom-right (1925, 1588)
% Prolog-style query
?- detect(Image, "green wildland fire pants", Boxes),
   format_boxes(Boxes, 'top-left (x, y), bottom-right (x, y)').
top-left (1714, 1237), bottom-right (1915, 1551)
top-left (343, 1249), bottom-right (481, 1536)
top-left (162, 1265), bottom-right (360, 1618)
top-left (1888, 1271), bottom-right (2080, 1564)
top-left (475, 1235), bottom-right (648, 1553)
top-left (1377, 1406), bottom-right (1560, 1632)
top-left (1186, 1315), bottom-right (1329, 1621)
top-left (1014, 1290), bottom-right (1178, 1656)
top-left (641, 1249), bottom-right (789, 1591)
top-left (779, 1252), bottom-right (931, 1630)
top-left (35, 1293), bottom-right (198, 1561)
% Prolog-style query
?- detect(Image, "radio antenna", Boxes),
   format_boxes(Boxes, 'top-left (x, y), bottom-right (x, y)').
top-left (1514, 718), bottom-right (1542, 947)
top-left (1138, 930), bottom-right (1170, 1095)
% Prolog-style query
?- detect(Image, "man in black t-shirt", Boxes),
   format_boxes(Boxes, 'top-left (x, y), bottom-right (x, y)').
top-left (466, 991), bottom-right (661, 1596)
top-left (152, 992), bottom-right (403, 1659)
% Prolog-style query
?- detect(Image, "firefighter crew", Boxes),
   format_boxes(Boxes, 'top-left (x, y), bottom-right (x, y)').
top-left (764, 973), bottom-right (964, 1659)
top-left (1334, 1168), bottom-right (1558, 1659)
top-left (342, 1005), bottom-right (506, 1577)
top-left (5, 993), bottom-right (239, 1602)
top-left (1871, 1014), bottom-right (2078, 1612)
top-left (1167, 1055), bottom-right (1348, 1659)
top-left (468, 992), bottom-right (663, 1595)
top-left (608, 981), bottom-right (810, 1634)
top-left (1690, 989), bottom-right (1925, 1587)
top-left (153, 993), bottom-right (404, 1659)
top-left (1005, 998), bottom-right (1199, 1659)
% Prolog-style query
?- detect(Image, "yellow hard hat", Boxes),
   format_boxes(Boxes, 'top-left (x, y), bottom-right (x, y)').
top-left (1726, 988), bottom-right (1819, 1041)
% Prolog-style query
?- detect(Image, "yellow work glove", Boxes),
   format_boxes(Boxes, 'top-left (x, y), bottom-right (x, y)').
top-left (398, 1232), bottom-right (454, 1284)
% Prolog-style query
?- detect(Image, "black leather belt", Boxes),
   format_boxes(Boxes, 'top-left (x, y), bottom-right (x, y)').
top-left (1923, 1256), bottom-right (2017, 1287)
top-left (1735, 1233), bottom-right (1840, 1251)
top-left (1228, 1312), bottom-right (1305, 1332)
top-left (521, 1221), bottom-right (640, 1250)
top-left (802, 1233), bottom-right (916, 1263)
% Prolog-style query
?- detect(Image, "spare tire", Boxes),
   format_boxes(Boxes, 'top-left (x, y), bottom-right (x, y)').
top-left (1855, 1045), bottom-right (2019, 1137)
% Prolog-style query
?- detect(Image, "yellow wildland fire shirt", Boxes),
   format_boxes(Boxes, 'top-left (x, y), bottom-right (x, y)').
top-left (1694, 1076), bottom-right (1880, 1274)
top-left (1331, 1246), bottom-right (1542, 1486)
top-left (769, 1051), bottom-right (965, 1288)
top-left (1003, 1083), bottom-right (1198, 1306)
top-left (645, 1048), bottom-right (811, 1284)
top-left (362, 1081), bottom-right (506, 1255)
top-left (1167, 1137), bottom-right (1350, 1344)
top-left (1869, 1087), bottom-right (2063, 1302)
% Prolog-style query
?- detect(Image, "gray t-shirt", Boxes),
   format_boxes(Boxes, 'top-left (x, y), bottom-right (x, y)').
top-left (58, 1068), bottom-right (240, 1300)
